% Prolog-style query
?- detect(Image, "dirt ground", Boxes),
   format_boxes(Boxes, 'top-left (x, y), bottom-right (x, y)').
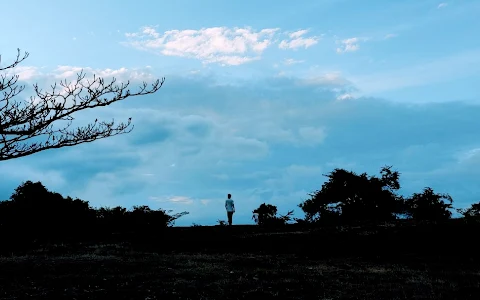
top-left (1, 245), bottom-right (479, 300)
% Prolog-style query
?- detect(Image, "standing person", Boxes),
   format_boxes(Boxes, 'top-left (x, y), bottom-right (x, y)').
top-left (225, 194), bottom-right (235, 225)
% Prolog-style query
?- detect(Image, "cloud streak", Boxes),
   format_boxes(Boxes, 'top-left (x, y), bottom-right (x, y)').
top-left (278, 30), bottom-right (320, 50)
top-left (123, 26), bottom-right (319, 65)
top-left (437, 3), bottom-right (448, 9)
top-left (336, 37), bottom-right (365, 53)
top-left (284, 58), bottom-right (305, 65)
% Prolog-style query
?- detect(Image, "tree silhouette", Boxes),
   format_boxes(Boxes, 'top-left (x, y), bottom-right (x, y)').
top-left (0, 180), bottom-right (188, 247)
top-left (254, 203), bottom-right (294, 226)
top-left (97, 206), bottom-right (129, 234)
top-left (256, 203), bottom-right (277, 224)
top-left (404, 187), bottom-right (453, 221)
top-left (299, 166), bottom-right (403, 224)
top-left (130, 205), bottom-right (187, 229)
top-left (457, 202), bottom-right (480, 220)
top-left (0, 49), bottom-right (165, 161)
top-left (0, 181), bottom-right (95, 242)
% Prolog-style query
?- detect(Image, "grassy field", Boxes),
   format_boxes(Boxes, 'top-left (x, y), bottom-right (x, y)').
top-left (1, 222), bottom-right (479, 299)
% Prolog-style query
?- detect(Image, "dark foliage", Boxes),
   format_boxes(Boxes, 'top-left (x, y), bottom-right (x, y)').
top-left (298, 166), bottom-right (403, 224)
top-left (0, 164), bottom-right (477, 255)
top-left (458, 201), bottom-right (480, 221)
top-left (404, 187), bottom-right (453, 221)
top-left (253, 203), bottom-right (294, 227)
top-left (0, 180), bottom-right (188, 251)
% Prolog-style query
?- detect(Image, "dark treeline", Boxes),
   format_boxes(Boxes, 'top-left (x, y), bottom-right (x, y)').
top-left (252, 166), bottom-right (479, 227)
top-left (1, 166), bottom-right (480, 253)
top-left (0, 181), bottom-right (188, 251)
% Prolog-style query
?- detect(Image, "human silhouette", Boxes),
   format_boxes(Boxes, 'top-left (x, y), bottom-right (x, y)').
top-left (225, 194), bottom-right (235, 225)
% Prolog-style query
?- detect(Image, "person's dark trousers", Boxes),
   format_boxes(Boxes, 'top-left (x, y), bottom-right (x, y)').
top-left (227, 212), bottom-right (234, 225)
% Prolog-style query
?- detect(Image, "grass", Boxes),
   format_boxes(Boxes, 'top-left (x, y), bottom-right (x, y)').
top-left (1, 251), bottom-right (479, 299)
top-left (1, 222), bottom-right (480, 299)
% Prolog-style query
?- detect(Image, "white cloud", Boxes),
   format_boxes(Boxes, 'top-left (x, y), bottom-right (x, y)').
top-left (168, 196), bottom-right (194, 204)
top-left (336, 37), bottom-right (362, 53)
top-left (123, 26), bottom-right (320, 65)
top-left (52, 65), bottom-right (155, 82)
top-left (2, 66), bottom-right (43, 81)
top-left (149, 195), bottom-right (194, 205)
top-left (456, 148), bottom-right (480, 165)
top-left (289, 30), bottom-right (309, 39)
top-left (437, 3), bottom-right (448, 9)
top-left (279, 30), bottom-right (319, 50)
top-left (5, 65), bottom-right (158, 103)
top-left (302, 72), bottom-right (351, 87)
top-left (5, 64), bottom-right (156, 86)
top-left (284, 58), bottom-right (305, 65)
top-left (336, 93), bottom-right (355, 101)
top-left (124, 26), bottom-right (280, 66)
top-left (384, 33), bottom-right (398, 39)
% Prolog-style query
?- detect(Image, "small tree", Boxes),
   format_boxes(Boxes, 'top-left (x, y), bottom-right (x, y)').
top-left (254, 203), bottom-right (294, 226)
top-left (298, 166), bottom-right (403, 225)
top-left (129, 205), bottom-right (188, 230)
top-left (0, 49), bottom-right (165, 161)
top-left (256, 203), bottom-right (277, 225)
top-left (404, 187), bottom-right (453, 221)
top-left (457, 202), bottom-right (480, 221)
top-left (1, 180), bottom-right (97, 242)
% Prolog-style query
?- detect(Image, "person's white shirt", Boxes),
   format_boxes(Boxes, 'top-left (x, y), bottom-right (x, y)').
top-left (225, 199), bottom-right (235, 212)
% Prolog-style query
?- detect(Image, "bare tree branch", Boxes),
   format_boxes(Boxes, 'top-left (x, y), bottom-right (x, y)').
top-left (0, 49), bottom-right (165, 161)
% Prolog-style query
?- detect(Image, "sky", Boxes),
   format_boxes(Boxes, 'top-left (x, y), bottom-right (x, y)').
top-left (0, 0), bottom-right (479, 226)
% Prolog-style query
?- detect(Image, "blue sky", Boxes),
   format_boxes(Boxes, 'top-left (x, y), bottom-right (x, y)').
top-left (1, 0), bottom-right (479, 225)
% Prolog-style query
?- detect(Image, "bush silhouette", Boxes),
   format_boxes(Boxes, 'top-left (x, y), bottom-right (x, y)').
top-left (298, 166), bottom-right (403, 225)
top-left (457, 202), bottom-right (480, 221)
top-left (0, 180), bottom-right (188, 249)
top-left (254, 203), bottom-right (294, 227)
top-left (404, 187), bottom-right (453, 221)
top-left (0, 181), bottom-right (97, 243)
